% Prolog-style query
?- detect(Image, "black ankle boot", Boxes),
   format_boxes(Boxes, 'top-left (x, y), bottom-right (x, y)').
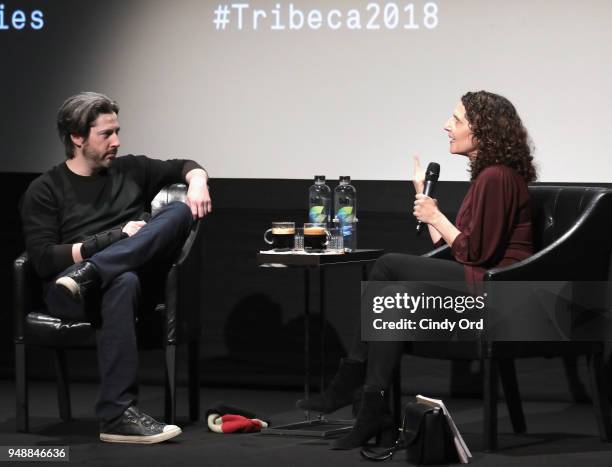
top-left (55, 261), bottom-right (101, 303)
top-left (331, 387), bottom-right (396, 450)
top-left (296, 358), bottom-right (365, 413)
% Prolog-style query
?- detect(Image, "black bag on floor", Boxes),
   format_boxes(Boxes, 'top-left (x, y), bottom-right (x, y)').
top-left (361, 402), bottom-right (460, 465)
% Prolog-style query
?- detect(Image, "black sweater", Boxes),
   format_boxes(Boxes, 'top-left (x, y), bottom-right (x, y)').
top-left (21, 154), bottom-right (201, 279)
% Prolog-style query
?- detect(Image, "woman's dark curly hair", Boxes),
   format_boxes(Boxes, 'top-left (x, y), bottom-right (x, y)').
top-left (461, 91), bottom-right (537, 183)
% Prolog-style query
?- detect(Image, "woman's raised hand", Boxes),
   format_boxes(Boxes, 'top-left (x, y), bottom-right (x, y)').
top-left (412, 155), bottom-right (425, 194)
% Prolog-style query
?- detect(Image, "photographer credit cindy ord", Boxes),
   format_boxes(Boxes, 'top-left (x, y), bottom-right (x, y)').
top-left (360, 281), bottom-right (612, 342)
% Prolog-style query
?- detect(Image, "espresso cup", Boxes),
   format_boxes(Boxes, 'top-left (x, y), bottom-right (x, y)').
top-left (303, 223), bottom-right (331, 252)
top-left (264, 222), bottom-right (296, 251)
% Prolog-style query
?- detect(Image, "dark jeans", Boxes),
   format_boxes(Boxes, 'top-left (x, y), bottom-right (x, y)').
top-left (44, 201), bottom-right (194, 422)
top-left (348, 253), bottom-right (466, 389)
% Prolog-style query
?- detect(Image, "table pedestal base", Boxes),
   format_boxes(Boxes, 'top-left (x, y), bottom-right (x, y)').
top-left (261, 418), bottom-right (354, 438)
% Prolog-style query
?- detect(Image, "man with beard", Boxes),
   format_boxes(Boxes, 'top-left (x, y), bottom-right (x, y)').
top-left (20, 92), bottom-right (212, 444)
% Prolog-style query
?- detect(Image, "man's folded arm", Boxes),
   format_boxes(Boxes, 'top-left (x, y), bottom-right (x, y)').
top-left (21, 178), bottom-right (125, 279)
top-left (80, 227), bottom-right (128, 259)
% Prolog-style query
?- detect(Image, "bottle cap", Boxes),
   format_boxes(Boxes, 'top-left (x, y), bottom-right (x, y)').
top-left (339, 176), bottom-right (351, 183)
top-left (314, 175), bottom-right (326, 184)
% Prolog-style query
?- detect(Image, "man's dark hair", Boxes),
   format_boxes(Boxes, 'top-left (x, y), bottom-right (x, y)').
top-left (462, 90), bottom-right (537, 183)
top-left (56, 92), bottom-right (120, 158)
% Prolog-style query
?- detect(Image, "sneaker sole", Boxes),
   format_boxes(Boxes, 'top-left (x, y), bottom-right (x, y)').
top-left (100, 426), bottom-right (182, 444)
top-left (55, 276), bottom-right (82, 302)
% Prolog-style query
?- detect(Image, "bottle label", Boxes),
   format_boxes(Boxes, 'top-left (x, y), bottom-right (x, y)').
top-left (341, 222), bottom-right (353, 237)
top-left (336, 206), bottom-right (355, 223)
top-left (309, 205), bottom-right (327, 223)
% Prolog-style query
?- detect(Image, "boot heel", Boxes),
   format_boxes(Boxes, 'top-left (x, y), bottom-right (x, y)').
top-left (376, 425), bottom-right (398, 447)
top-left (331, 390), bottom-right (394, 450)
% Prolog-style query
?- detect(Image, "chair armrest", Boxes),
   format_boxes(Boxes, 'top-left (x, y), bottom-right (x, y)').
top-left (485, 190), bottom-right (612, 281)
top-left (153, 182), bottom-right (207, 343)
top-left (174, 219), bottom-right (202, 267)
top-left (151, 183), bottom-right (188, 217)
top-left (422, 244), bottom-right (452, 260)
top-left (164, 219), bottom-right (206, 344)
top-left (13, 252), bottom-right (41, 341)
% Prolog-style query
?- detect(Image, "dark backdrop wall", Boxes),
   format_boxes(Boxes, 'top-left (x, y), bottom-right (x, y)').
top-left (3, 173), bottom-right (612, 402)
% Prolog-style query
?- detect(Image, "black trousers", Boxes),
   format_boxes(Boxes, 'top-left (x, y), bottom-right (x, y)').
top-left (348, 253), bottom-right (466, 389)
top-left (44, 201), bottom-right (194, 422)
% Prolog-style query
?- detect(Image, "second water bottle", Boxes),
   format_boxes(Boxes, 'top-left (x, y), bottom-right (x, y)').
top-left (334, 176), bottom-right (357, 251)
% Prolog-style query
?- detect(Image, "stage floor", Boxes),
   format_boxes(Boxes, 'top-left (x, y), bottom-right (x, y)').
top-left (0, 380), bottom-right (611, 466)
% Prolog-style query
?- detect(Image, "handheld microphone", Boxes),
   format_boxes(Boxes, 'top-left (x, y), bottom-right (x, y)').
top-left (416, 162), bottom-right (440, 235)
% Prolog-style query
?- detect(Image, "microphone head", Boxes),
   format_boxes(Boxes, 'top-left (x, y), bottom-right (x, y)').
top-left (425, 162), bottom-right (440, 182)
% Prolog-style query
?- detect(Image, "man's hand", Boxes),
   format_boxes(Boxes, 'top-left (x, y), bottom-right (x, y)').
top-left (185, 169), bottom-right (212, 219)
top-left (122, 220), bottom-right (146, 237)
top-left (72, 243), bottom-right (83, 263)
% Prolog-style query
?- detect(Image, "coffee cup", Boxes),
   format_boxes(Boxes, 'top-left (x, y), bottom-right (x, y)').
top-left (303, 223), bottom-right (331, 252)
top-left (264, 222), bottom-right (296, 251)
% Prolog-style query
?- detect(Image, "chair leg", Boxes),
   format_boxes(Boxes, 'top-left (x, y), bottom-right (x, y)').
top-left (188, 340), bottom-right (200, 422)
top-left (562, 356), bottom-right (589, 402)
top-left (390, 367), bottom-right (402, 428)
top-left (498, 358), bottom-right (526, 434)
top-left (54, 349), bottom-right (71, 422)
top-left (483, 358), bottom-right (498, 452)
top-left (165, 344), bottom-right (177, 425)
top-left (587, 352), bottom-right (612, 441)
top-left (15, 342), bottom-right (29, 433)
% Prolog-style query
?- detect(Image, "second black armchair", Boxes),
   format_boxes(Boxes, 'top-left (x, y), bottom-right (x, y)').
top-left (396, 185), bottom-right (612, 451)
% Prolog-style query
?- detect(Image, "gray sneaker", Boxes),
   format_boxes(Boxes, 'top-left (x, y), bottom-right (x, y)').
top-left (99, 406), bottom-right (182, 444)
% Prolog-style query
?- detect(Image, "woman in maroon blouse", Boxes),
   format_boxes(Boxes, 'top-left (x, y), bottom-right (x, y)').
top-left (297, 91), bottom-right (537, 449)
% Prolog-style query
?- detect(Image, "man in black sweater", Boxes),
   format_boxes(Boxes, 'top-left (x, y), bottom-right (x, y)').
top-left (20, 92), bottom-right (212, 444)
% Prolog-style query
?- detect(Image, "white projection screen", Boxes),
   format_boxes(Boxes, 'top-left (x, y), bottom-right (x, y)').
top-left (1, 0), bottom-right (611, 181)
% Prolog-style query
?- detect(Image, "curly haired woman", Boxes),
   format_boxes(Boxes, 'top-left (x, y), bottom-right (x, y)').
top-left (297, 90), bottom-right (538, 449)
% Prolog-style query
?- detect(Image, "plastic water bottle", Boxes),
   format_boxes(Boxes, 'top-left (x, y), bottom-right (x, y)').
top-left (334, 176), bottom-right (357, 251)
top-left (308, 175), bottom-right (331, 224)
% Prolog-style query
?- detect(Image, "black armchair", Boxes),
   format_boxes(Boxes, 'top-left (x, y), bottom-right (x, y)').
top-left (14, 184), bottom-right (203, 432)
top-left (396, 185), bottom-right (612, 451)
